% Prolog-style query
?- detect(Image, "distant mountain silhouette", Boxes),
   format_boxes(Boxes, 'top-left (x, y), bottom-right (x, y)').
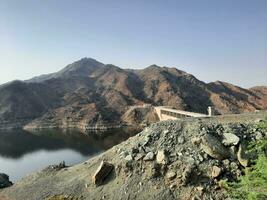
top-left (0, 57), bottom-right (266, 130)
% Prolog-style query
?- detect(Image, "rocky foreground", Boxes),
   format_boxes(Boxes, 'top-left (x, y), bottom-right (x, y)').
top-left (1, 112), bottom-right (267, 200)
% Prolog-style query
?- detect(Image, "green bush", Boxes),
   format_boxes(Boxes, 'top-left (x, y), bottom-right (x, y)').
top-left (228, 121), bottom-right (267, 200)
top-left (258, 118), bottom-right (267, 131)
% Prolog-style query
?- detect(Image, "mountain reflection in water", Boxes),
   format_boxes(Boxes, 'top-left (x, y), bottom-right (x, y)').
top-left (0, 127), bottom-right (140, 181)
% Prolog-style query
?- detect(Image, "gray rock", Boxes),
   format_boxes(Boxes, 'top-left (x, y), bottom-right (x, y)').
top-left (222, 133), bottom-right (240, 146)
top-left (163, 130), bottom-right (169, 134)
top-left (119, 151), bottom-right (129, 158)
top-left (186, 156), bottom-right (195, 165)
top-left (191, 137), bottom-right (202, 145)
top-left (201, 134), bottom-right (230, 160)
top-left (230, 162), bottom-right (239, 171)
top-left (166, 171), bottom-right (176, 180)
top-left (144, 135), bottom-right (152, 146)
top-left (131, 147), bottom-right (139, 154)
top-left (229, 146), bottom-right (237, 159)
top-left (143, 152), bottom-right (154, 161)
top-left (182, 166), bottom-right (194, 184)
top-left (149, 163), bottom-right (161, 178)
top-left (196, 186), bottom-right (204, 192)
top-left (197, 154), bottom-right (204, 162)
top-left (222, 159), bottom-right (230, 167)
top-left (211, 166), bottom-right (222, 178)
top-left (156, 150), bottom-right (168, 165)
top-left (192, 195), bottom-right (202, 200)
top-left (135, 153), bottom-right (144, 161)
top-left (144, 146), bottom-right (154, 153)
top-left (255, 132), bottom-right (263, 140)
top-left (178, 136), bottom-right (185, 144)
top-left (50, 161), bottom-right (66, 170)
top-left (237, 144), bottom-right (249, 167)
top-left (177, 152), bottom-right (183, 157)
top-left (255, 119), bottom-right (263, 123)
top-left (0, 173), bottom-right (12, 189)
top-left (92, 161), bottom-right (114, 186)
top-left (125, 155), bottom-right (133, 161)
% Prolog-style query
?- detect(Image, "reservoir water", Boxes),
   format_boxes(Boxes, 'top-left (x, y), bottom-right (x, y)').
top-left (0, 127), bottom-right (140, 182)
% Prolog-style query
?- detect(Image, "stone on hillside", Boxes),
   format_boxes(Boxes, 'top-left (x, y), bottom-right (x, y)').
top-left (191, 137), bottom-right (202, 145)
top-left (178, 136), bottom-right (185, 144)
top-left (201, 134), bottom-right (230, 160)
top-left (149, 163), bottom-right (161, 178)
top-left (163, 130), bottom-right (169, 134)
top-left (131, 147), bottom-right (139, 154)
top-left (222, 159), bottom-right (230, 167)
top-left (229, 146), bottom-right (237, 159)
top-left (92, 161), bottom-right (114, 186)
top-left (197, 154), bottom-right (204, 162)
top-left (237, 144), bottom-right (249, 167)
top-left (196, 186), bottom-right (204, 192)
top-left (186, 157), bottom-right (195, 165)
top-left (166, 171), bottom-right (176, 180)
top-left (144, 135), bottom-right (152, 146)
top-left (222, 133), bottom-right (240, 146)
top-left (50, 161), bottom-right (66, 170)
top-left (254, 119), bottom-right (263, 123)
top-left (119, 151), bottom-right (129, 158)
top-left (125, 155), bottom-right (133, 161)
top-left (230, 162), bottom-right (239, 170)
top-left (156, 150), bottom-right (168, 165)
top-left (0, 173), bottom-right (12, 189)
top-left (182, 166), bottom-right (194, 184)
top-left (255, 132), bottom-right (263, 140)
top-left (211, 166), bottom-right (222, 178)
top-left (135, 153), bottom-right (144, 161)
top-left (143, 152), bottom-right (154, 161)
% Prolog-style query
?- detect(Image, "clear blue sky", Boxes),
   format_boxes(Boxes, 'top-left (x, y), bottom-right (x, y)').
top-left (0, 0), bottom-right (266, 88)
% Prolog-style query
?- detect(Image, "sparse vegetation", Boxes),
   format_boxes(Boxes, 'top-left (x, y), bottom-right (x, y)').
top-left (258, 118), bottom-right (267, 131)
top-left (227, 119), bottom-right (267, 200)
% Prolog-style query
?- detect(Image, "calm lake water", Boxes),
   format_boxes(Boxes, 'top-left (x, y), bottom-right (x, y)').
top-left (0, 127), bottom-right (140, 182)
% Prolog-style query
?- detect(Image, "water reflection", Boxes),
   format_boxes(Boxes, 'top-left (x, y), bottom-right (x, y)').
top-left (0, 127), bottom-right (140, 181)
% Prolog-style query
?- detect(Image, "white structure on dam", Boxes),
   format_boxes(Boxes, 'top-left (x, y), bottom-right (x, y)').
top-left (154, 106), bottom-right (212, 121)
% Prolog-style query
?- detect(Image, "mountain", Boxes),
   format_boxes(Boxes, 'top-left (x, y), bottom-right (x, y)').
top-left (0, 57), bottom-right (266, 130)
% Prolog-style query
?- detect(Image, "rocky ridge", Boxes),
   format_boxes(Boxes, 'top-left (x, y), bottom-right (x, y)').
top-left (0, 58), bottom-right (267, 131)
top-left (1, 112), bottom-right (266, 200)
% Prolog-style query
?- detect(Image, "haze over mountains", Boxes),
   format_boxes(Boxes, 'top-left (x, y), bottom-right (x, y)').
top-left (0, 58), bottom-right (266, 130)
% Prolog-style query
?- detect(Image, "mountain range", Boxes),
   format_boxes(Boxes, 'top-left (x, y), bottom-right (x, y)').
top-left (0, 58), bottom-right (266, 130)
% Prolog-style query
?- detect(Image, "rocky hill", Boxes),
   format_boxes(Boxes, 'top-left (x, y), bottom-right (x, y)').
top-left (0, 58), bottom-right (266, 130)
top-left (1, 112), bottom-right (266, 200)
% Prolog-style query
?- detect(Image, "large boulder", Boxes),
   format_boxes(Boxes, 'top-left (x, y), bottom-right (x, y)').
top-left (92, 161), bottom-right (114, 186)
top-left (156, 150), bottom-right (168, 165)
top-left (0, 173), bottom-right (12, 189)
top-left (201, 134), bottom-right (230, 160)
top-left (222, 133), bottom-right (240, 146)
top-left (143, 152), bottom-right (154, 161)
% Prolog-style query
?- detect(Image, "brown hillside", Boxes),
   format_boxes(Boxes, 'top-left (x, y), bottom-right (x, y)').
top-left (0, 58), bottom-right (266, 130)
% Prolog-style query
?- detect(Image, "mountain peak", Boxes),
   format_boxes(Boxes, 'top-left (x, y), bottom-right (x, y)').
top-left (26, 57), bottom-right (105, 83)
top-left (147, 64), bottom-right (161, 69)
top-left (59, 57), bottom-right (105, 76)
